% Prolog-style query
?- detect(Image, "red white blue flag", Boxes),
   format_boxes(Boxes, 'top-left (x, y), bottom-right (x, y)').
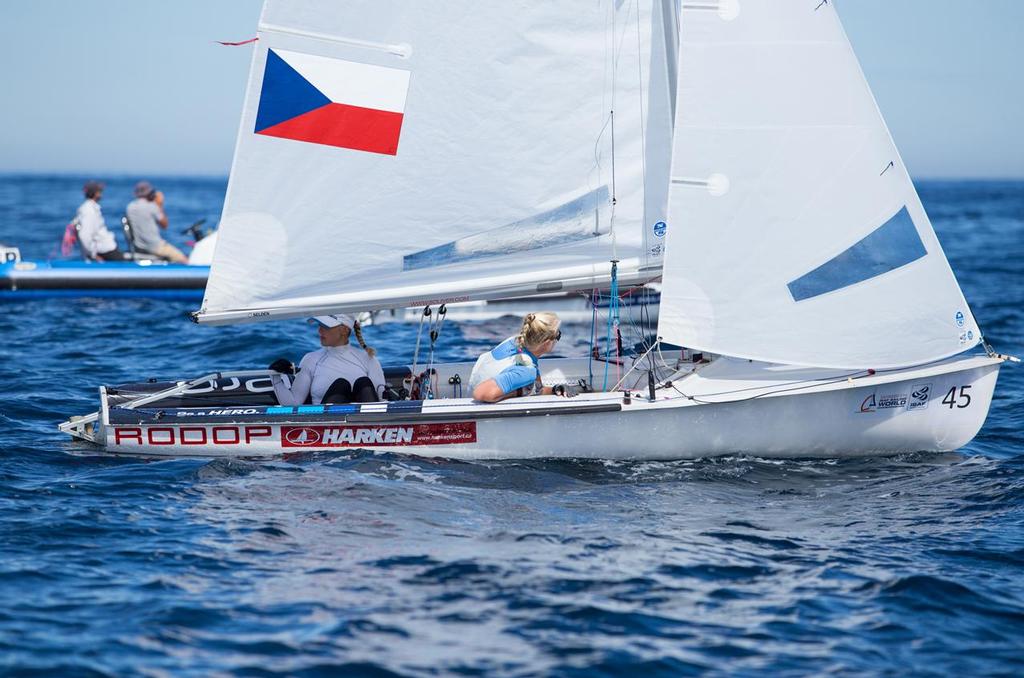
top-left (254, 48), bottom-right (411, 156)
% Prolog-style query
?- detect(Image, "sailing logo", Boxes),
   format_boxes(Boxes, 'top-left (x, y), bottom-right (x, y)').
top-left (907, 383), bottom-right (932, 411)
top-left (175, 408), bottom-right (261, 417)
top-left (858, 385), bottom-right (932, 413)
top-left (652, 221), bottom-right (667, 238)
top-left (280, 423), bottom-right (477, 448)
top-left (858, 392), bottom-right (908, 413)
top-left (955, 310), bottom-right (965, 327)
top-left (284, 427), bottom-right (322, 446)
top-left (254, 48), bottom-right (411, 156)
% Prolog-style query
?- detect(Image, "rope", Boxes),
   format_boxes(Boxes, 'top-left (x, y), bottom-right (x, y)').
top-left (411, 306), bottom-right (430, 380)
top-left (602, 261), bottom-right (621, 391)
top-left (588, 289), bottom-right (598, 390)
top-left (611, 340), bottom-right (661, 392)
top-left (422, 304), bottom-right (447, 399)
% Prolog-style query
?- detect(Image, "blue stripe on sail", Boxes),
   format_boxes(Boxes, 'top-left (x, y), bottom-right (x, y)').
top-left (402, 186), bottom-right (609, 271)
top-left (788, 207), bottom-right (927, 302)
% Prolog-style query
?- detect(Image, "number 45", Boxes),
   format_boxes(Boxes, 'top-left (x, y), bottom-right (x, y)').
top-left (942, 385), bottom-right (972, 409)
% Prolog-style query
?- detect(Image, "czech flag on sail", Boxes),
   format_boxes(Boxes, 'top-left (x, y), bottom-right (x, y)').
top-left (254, 48), bottom-right (410, 156)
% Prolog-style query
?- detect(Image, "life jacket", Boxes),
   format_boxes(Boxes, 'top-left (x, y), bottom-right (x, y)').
top-left (469, 336), bottom-right (539, 393)
top-left (61, 219), bottom-right (79, 257)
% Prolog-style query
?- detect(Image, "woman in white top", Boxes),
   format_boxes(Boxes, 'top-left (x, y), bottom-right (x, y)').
top-left (269, 314), bottom-right (386, 405)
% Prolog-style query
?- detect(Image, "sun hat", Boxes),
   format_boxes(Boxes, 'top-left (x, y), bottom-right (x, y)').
top-left (133, 180), bottom-right (156, 198)
top-left (309, 314), bottom-right (355, 330)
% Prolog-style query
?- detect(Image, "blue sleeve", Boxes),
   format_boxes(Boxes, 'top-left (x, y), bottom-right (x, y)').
top-left (494, 364), bottom-right (538, 395)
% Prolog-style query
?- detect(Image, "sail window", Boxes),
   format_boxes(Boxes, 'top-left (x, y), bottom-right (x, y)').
top-left (403, 186), bottom-right (611, 271)
top-left (788, 207), bottom-right (927, 302)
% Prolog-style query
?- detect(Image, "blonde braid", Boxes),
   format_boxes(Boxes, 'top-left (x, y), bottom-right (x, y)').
top-left (515, 313), bottom-right (536, 350)
top-left (516, 312), bottom-right (560, 351)
top-left (353, 321), bottom-right (376, 358)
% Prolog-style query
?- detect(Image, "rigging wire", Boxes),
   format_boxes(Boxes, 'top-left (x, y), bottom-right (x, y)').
top-left (611, 339), bottom-right (661, 392)
top-left (422, 304), bottom-right (448, 399)
top-left (411, 305), bottom-right (430, 380)
top-left (662, 368), bottom-right (874, 406)
top-left (588, 288), bottom-right (598, 390)
top-left (602, 260), bottom-right (621, 391)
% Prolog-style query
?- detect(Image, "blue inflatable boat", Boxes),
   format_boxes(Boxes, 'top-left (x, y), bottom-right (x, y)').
top-left (0, 246), bottom-right (208, 300)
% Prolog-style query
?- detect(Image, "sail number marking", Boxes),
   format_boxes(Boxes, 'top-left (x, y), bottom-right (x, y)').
top-left (941, 385), bottom-right (972, 409)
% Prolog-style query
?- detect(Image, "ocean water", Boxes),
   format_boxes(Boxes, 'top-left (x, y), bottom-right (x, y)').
top-left (1, 175), bottom-right (1022, 676)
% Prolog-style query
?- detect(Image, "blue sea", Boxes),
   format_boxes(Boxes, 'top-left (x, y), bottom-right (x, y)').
top-left (1, 175), bottom-right (1022, 676)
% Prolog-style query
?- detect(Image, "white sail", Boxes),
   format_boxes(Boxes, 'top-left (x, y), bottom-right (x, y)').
top-left (197, 0), bottom-right (664, 325)
top-left (656, 0), bottom-right (980, 369)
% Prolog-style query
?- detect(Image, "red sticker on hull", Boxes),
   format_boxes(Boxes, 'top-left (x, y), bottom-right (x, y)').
top-left (280, 423), bottom-right (477, 448)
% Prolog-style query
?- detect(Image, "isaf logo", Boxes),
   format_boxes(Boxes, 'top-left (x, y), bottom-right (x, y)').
top-left (907, 383), bottom-right (932, 411)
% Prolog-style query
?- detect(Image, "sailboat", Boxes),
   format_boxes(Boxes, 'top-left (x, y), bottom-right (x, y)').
top-left (61, 0), bottom-right (1014, 459)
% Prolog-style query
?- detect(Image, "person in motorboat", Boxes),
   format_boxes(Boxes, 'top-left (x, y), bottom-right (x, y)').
top-left (268, 313), bottom-right (386, 405)
top-left (74, 181), bottom-right (130, 261)
top-left (470, 311), bottom-right (571, 402)
top-left (124, 181), bottom-right (188, 264)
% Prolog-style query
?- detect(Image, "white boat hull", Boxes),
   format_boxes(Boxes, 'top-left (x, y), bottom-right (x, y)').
top-left (60, 354), bottom-right (1003, 461)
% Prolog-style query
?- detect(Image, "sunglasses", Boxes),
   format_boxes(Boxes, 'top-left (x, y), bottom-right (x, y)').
top-left (554, 329), bottom-right (562, 342)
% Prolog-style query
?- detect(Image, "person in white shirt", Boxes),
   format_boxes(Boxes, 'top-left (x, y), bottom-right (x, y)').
top-left (75, 181), bottom-right (129, 261)
top-left (269, 313), bottom-right (386, 405)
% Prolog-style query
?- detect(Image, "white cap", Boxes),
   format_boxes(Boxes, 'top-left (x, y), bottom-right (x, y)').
top-left (309, 313), bottom-right (355, 330)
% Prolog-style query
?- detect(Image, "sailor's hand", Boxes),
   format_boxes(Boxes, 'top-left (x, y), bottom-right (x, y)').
top-left (268, 358), bottom-right (295, 375)
top-left (154, 190), bottom-right (165, 207)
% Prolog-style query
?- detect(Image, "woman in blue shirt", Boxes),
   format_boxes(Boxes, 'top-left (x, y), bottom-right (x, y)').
top-left (469, 312), bottom-right (564, 402)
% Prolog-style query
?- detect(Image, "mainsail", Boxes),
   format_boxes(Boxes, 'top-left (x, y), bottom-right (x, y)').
top-left (656, 1), bottom-right (981, 369)
top-left (197, 0), bottom-right (670, 325)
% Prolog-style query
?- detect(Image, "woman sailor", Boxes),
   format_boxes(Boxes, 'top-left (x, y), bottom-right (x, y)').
top-left (470, 312), bottom-right (567, 402)
top-left (269, 314), bottom-right (386, 405)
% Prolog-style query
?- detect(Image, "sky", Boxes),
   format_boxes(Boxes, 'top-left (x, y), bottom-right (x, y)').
top-left (0, 0), bottom-right (1021, 179)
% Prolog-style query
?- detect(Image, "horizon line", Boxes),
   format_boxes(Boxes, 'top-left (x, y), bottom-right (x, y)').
top-left (0, 170), bottom-right (1021, 183)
